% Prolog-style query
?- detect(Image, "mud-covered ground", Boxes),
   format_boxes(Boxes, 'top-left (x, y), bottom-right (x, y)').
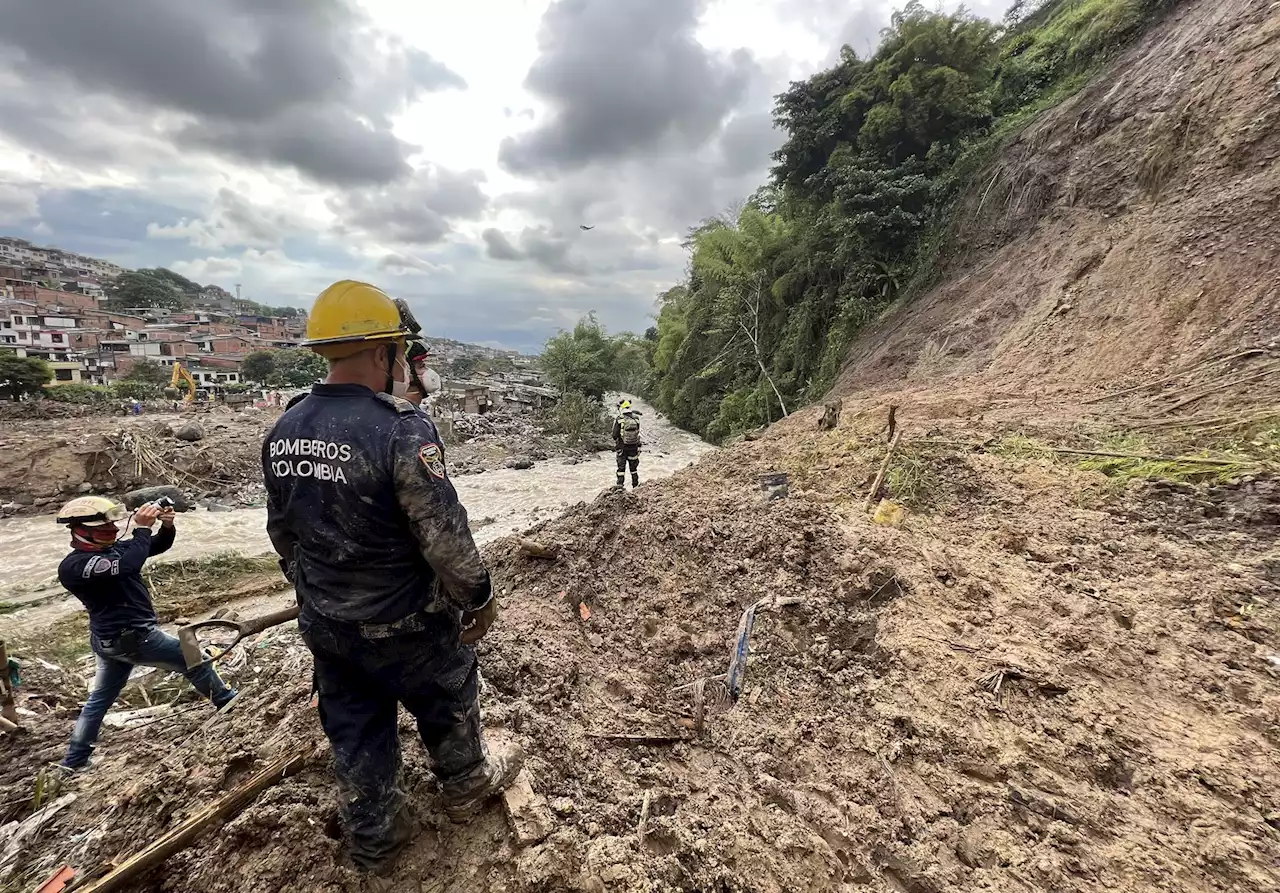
top-left (3, 392), bottom-right (1276, 893)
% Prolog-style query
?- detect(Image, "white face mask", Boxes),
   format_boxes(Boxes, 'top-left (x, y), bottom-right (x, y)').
top-left (391, 355), bottom-right (411, 398)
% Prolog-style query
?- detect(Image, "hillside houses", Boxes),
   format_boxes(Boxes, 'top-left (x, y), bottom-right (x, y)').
top-left (0, 258), bottom-right (305, 389)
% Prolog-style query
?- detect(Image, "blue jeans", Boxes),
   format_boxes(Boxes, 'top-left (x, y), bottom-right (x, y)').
top-left (62, 625), bottom-right (236, 768)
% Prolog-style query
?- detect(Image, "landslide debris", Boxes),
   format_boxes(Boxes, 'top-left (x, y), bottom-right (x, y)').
top-left (3, 399), bottom-right (1276, 892)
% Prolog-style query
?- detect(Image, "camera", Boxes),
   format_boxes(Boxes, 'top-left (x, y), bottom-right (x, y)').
top-left (155, 496), bottom-right (176, 509)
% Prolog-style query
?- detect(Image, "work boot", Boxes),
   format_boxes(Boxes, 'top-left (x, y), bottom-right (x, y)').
top-left (441, 740), bottom-right (525, 823)
top-left (349, 806), bottom-right (416, 876)
top-left (631, 474), bottom-right (640, 489)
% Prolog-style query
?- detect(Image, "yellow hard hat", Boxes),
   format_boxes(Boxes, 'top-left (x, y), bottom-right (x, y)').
top-left (56, 496), bottom-right (126, 527)
top-left (302, 280), bottom-right (410, 358)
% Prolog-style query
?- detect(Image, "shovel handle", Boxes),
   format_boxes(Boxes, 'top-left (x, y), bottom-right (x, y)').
top-left (237, 604), bottom-right (301, 637)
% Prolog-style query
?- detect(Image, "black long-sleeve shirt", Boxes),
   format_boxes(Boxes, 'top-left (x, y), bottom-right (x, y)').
top-left (59, 525), bottom-right (175, 640)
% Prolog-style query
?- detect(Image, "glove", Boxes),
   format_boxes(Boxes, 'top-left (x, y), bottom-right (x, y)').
top-left (460, 598), bottom-right (498, 645)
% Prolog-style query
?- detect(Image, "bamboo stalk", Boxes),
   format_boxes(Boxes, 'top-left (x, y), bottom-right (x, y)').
top-left (1050, 448), bottom-right (1244, 465)
top-left (1081, 349), bottom-right (1266, 404)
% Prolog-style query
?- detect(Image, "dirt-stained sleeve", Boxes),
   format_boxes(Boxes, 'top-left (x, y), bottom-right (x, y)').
top-left (263, 439), bottom-right (299, 580)
top-left (391, 415), bottom-right (492, 612)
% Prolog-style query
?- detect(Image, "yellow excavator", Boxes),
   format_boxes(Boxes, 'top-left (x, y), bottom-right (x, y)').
top-left (163, 362), bottom-right (198, 403)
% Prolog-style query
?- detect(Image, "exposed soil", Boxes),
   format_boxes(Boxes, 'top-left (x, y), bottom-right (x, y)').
top-left (0, 410), bottom-right (278, 516)
top-left (3, 396), bottom-right (1277, 893)
top-left (841, 0), bottom-right (1280, 409)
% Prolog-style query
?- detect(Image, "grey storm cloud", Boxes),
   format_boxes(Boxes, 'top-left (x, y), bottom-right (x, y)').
top-left (147, 188), bottom-right (299, 251)
top-left (482, 227), bottom-right (585, 276)
top-left (482, 229), bottom-right (525, 261)
top-left (0, 0), bottom-right (465, 186)
top-left (499, 0), bottom-right (759, 175)
top-left (331, 166), bottom-right (489, 245)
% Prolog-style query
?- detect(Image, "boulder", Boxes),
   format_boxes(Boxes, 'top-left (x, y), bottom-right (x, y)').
top-left (123, 486), bottom-right (191, 511)
top-left (505, 457), bottom-right (535, 470)
top-left (169, 422), bottom-right (205, 442)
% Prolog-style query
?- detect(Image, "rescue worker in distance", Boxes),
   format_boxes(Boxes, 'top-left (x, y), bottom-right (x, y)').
top-left (613, 399), bottom-right (643, 489)
top-left (262, 280), bottom-right (522, 875)
top-left (54, 496), bottom-right (238, 770)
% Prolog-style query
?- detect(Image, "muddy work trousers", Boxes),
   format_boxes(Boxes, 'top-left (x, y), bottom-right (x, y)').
top-left (299, 608), bottom-right (483, 870)
top-left (615, 445), bottom-right (640, 488)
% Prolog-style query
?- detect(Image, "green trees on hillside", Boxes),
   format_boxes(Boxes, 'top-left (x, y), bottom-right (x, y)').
top-left (242, 349), bottom-right (327, 387)
top-left (648, 0), bottom-right (1178, 441)
top-left (124, 360), bottom-right (170, 386)
top-left (538, 314), bottom-right (651, 441)
top-left (0, 353), bottom-right (52, 401)
top-left (541, 313), bottom-right (645, 402)
top-left (106, 270), bottom-right (188, 310)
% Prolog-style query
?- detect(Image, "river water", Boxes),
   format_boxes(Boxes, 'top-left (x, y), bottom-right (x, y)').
top-left (0, 397), bottom-right (713, 607)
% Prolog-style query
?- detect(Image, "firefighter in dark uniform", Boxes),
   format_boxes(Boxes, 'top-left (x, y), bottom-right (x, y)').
top-left (612, 399), bottom-right (642, 489)
top-left (262, 280), bottom-right (522, 875)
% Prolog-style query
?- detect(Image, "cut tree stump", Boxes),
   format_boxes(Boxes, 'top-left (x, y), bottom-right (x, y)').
top-left (818, 399), bottom-right (842, 430)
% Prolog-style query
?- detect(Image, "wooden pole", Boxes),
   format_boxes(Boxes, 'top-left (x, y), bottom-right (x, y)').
top-left (72, 751), bottom-right (309, 893)
top-left (864, 429), bottom-right (903, 512)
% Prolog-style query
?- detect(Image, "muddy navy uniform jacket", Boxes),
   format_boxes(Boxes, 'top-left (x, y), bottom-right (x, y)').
top-left (262, 383), bottom-right (491, 624)
top-left (60, 526), bottom-right (175, 640)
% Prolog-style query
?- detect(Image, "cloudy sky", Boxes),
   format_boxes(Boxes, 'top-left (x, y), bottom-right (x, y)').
top-left (0, 0), bottom-right (1012, 352)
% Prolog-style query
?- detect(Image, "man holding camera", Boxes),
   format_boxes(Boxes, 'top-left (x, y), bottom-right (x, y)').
top-left (54, 496), bottom-right (238, 771)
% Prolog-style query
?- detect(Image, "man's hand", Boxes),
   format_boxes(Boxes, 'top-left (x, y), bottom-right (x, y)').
top-left (133, 504), bottom-right (162, 529)
top-left (158, 507), bottom-right (177, 528)
top-left (460, 599), bottom-right (498, 645)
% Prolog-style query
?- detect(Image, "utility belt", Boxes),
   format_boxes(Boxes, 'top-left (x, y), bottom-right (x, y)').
top-left (358, 604), bottom-right (451, 640)
top-left (303, 596), bottom-right (453, 641)
top-left (96, 625), bottom-right (154, 654)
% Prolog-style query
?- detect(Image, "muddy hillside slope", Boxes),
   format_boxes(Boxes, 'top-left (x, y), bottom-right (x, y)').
top-left (837, 0), bottom-right (1280, 404)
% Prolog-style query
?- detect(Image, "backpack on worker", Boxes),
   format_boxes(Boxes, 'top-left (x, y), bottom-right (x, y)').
top-left (618, 414), bottom-right (641, 446)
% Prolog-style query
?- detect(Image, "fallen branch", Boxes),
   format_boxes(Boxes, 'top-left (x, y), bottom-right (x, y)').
top-left (585, 732), bottom-right (685, 746)
top-left (72, 751), bottom-right (310, 893)
top-left (0, 716), bottom-right (20, 733)
top-left (1049, 447), bottom-right (1244, 465)
top-left (0, 794), bottom-right (77, 880)
top-left (516, 537), bottom-right (560, 560)
top-left (864, 429), bottom-right (904, 512)
top-left (1081, 348), bottom-right (1267, 404)
top-left (1159, 363), bottom-right (1280, 414)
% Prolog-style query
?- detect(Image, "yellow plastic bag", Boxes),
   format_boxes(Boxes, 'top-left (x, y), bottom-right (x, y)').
top-left (872, 499), bottom-right (907, 527)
